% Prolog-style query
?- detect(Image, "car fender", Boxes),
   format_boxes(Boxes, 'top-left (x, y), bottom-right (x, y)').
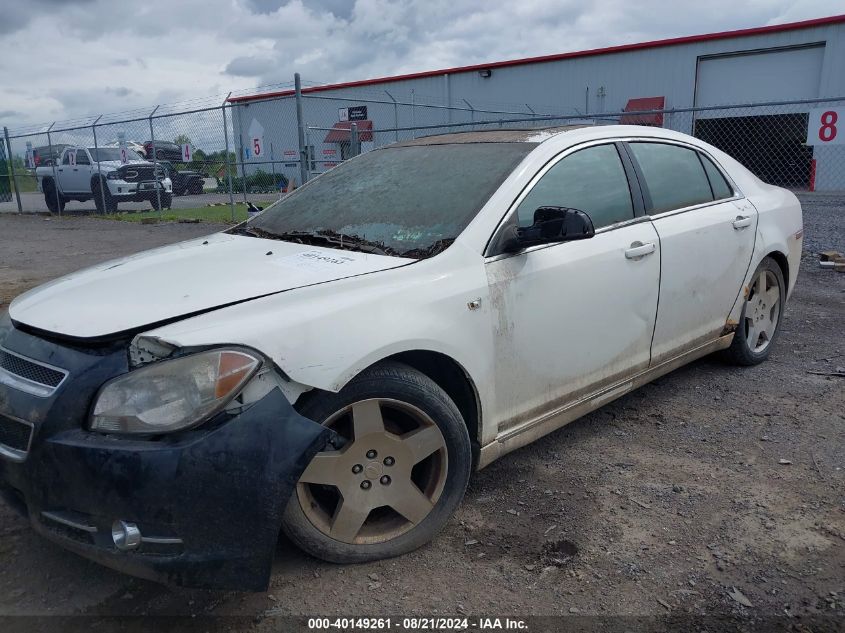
top-left (140, 241), bottom-right (499, 444)
top-left (726, 185), bottom-right (802, 325)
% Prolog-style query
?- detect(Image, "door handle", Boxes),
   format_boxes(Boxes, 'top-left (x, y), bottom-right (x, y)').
top-left (625, 241), bottom-right (656, 260)
top-left (732, 215), bottom-right (753, 230)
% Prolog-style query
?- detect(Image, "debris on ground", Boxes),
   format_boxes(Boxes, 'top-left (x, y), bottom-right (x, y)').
top-left (819, 250), bottom-right (845, 271)
top-left (728, 587), bottom-right (754, 608)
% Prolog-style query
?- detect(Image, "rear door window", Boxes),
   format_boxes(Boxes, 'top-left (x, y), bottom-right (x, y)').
top-left (628, 142), bottom-right (714, 213)
top-left (700, 154), bottom-right (734, 200)
top-left (517, 144), bottom-right (634, 229)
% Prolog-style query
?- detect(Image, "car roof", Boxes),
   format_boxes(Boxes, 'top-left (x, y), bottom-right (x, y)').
top-left (390, 125), bottom-right (590, 146)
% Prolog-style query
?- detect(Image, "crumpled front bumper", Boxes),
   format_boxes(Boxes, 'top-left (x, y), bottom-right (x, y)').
top-left (0, 315), bottom-right (332, 591)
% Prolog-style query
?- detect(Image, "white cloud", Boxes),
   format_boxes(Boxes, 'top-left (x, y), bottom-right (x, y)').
top-left (0, 0), bottom-right (842, 130)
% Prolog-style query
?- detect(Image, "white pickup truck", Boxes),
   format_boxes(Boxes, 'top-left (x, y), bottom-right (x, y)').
top-left (36, 147), bottom-right (172, 213)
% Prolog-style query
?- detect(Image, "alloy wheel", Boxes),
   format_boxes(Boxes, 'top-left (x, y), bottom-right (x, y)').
top-left (296, 398), bottom-right (448, 545)
top-left (744, 268), bottom-right (781, 353)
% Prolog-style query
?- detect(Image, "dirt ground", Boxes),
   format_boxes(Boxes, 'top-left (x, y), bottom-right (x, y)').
top-left (0, 207), bottom-right (842, 630)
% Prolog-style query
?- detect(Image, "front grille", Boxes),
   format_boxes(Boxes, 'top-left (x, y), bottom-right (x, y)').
top-left (0, 348), bottom-right (65, 388)
top-left (121, 166), bottom-right (157, 182)
top-left (0, 413), bottom-right (33, 454)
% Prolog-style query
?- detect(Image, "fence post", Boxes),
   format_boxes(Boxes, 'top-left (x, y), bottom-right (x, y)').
top-left (410, 90), bottom-right (416, 139)
top-left (234, 103), bottom-right (248, 203)
top-left (305, 128), bottom-right (313, 180)
top-left (91, 115), bottom-right (107, 214)
top-left (295, 73), bottom-right (308, 186)
top-left (221, 95), bottom-right (236, 222)
top-left (148, 105), bottom-right (162, 216)
top-left (350, 123), bottom-right (360, 158)
top-left (3, 127), bottom-right (23, 214)
top-left (46, 123), bottom-right (61, 216)
top-left (270, 142), bottom-right (276, 192)
top-left (463, 99), bottom-right (475, 126)
top-left (385, 91), bottom-right (399, 142)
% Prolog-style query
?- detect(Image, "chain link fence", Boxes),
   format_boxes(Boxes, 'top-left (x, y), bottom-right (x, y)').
top-left (2, 75), bottom-right (844, 220)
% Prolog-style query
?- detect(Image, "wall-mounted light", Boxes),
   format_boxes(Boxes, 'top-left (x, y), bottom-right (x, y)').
top-left (478, 69), bottom-right (492, 78)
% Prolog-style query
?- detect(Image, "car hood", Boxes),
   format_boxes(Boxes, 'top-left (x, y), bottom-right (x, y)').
top-left (97, 160), bottom-right (154, 170)
top-left (9, 233), bottom-right (415, 339)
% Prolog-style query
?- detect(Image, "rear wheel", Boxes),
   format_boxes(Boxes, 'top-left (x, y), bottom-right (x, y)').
top-left (282, 361), bottom-right (471, 563)
top-left (151, 192), bottom-right (172, 210)
top-left (188, 180), bottom-right (204, 195)
top-left (725, 256), bottom-right (785, 366)
top-left (92, 178), bottom-right (117, 213)
top-left (42, 179), bottom-right (65, 213)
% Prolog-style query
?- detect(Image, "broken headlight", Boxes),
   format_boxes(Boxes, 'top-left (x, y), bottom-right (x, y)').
top-left (90, 349), bottom-right (261, 435)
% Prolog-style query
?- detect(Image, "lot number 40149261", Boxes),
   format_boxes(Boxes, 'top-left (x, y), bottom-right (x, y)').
top-left (807, 108), bottom-right (843, 145)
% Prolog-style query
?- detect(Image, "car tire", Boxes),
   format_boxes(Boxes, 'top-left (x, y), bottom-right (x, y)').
top-left (188, 180), bottom-right (204, 195)
top-left (282, 361), bottom-right (472, 564)
top-left (151, 193), bottom-right (172, 210)
top-left (724, 256), bottom-right (785, 366)
top-left (156, 149), bottom-right (165, 160)
top-left (91, 178), bottom-right (117, 214)
top-left (42, 179), bottom-right (65, 214)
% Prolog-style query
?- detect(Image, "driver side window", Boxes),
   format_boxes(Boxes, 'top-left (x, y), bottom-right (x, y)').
top-left (517, 144), bottom-right (634, 229)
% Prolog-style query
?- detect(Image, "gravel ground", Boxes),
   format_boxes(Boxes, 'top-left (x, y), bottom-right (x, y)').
top-left (797, 192), bottom-right (845, 254)
top-left (0, 205), bottom-right (842, 631)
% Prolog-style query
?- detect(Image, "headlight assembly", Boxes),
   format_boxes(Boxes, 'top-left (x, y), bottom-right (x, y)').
top-left (90, 349), bottom-right (261, 435)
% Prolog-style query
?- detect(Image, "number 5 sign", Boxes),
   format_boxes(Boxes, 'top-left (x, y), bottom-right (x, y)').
top-left (807, 108), bottom-right (842, 145)
top-left (252, 136), bottom-right (263, 158)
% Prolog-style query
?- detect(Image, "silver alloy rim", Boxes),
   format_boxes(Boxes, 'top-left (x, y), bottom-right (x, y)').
top-left (296, 398), bottom-right (448, 545)
top-left (744, 269), bottom-right (781, 353)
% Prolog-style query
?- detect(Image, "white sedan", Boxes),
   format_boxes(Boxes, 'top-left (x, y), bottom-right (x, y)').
top-left (0, 125), bottom-right (802, 589)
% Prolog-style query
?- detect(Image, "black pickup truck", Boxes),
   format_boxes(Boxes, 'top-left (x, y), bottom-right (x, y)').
top-left (157, 161), bottom-right (207, 196)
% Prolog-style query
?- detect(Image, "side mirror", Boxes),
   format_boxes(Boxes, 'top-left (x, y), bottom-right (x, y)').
top-left (500, 206), bottom-right (595, 253)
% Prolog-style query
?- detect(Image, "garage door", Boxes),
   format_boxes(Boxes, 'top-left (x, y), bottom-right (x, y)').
top-left (695, 45), bottom-right (824, 107)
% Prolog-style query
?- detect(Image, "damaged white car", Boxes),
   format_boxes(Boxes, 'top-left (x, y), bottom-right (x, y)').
top-left (0, 125), bottom-right (802, 590)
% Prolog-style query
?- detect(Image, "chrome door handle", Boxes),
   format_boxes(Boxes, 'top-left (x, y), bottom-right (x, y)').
top-left (732, 215), bottom-right (753, 230)
top-left (625, 241), bottom-right (656, 260)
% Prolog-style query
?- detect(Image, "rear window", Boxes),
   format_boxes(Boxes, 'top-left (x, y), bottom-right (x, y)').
top-left (629, 142), bottom-right (713, 213)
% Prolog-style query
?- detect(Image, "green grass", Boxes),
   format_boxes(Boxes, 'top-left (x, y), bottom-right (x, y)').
top-left (7, 174), bottom-right (38, 193)
top-left (100, 204), bottom-right (249, 224)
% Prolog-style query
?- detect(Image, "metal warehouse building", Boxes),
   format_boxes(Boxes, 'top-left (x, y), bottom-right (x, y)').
top-left (229, 14), bottom-right (845, 191)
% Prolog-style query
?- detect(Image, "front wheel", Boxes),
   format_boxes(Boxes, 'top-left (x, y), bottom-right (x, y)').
top-left (724, 256), bottom-right (785, 366)
top-left (282, 361), bottom-right (471, 563)
top-left (92, 179), bottom-right (116, 213)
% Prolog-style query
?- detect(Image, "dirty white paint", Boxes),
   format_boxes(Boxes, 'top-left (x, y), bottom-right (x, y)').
top-left (10, 125), bottom-right (803, 454)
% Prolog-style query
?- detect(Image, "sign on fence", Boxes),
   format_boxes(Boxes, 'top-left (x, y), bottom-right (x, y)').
top-left (251, 136), bottom-right (263, 158)
top-left (25, 142), bottom-right (34, 169)
top-left (118, 132), bottom-right (128, 164)
top-left (807, 108), bottom-right (843, 145)
top-left (338, 105), bottom-right (368, 122)
top-left (182, 143), bottom-right (192, 162)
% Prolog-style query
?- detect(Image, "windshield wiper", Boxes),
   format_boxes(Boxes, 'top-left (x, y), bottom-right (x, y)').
top-left (230, 225), bottom-right (395, 256)
top-left (311, 230), bottom-right (397, 256)
top-left (229, 225), bottom-right (452, 259)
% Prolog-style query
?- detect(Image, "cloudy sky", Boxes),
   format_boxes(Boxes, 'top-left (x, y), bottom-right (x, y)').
top-left (0, 0), bottom-right (842, 128)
